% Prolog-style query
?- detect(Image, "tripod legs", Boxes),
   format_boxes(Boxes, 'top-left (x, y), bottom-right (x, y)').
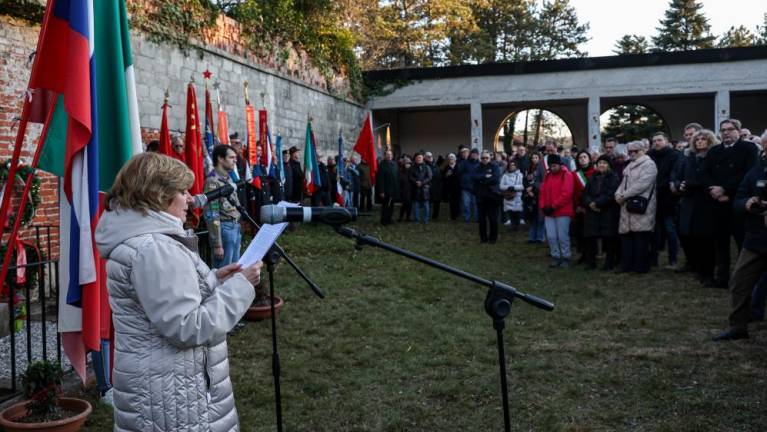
top-left (494, 319), bottom-right (511, 432)
top-left (265, 250), bottom-right (284, 432)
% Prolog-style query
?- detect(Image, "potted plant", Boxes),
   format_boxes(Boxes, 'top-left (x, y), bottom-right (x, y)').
top-left (0, 360), bottom-right (92, 432)
top-left (245, 279), bottom-right (284, 321)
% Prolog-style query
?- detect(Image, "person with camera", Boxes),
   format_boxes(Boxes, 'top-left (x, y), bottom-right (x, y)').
top-left (539, 154), bottom-right (574, 267)
top-left (615, 141), bottom-right (658, 274)
top-left (95, 153), bottom-right (261, 431)
top-left (474, 150), bottom-right (503, 243)
top-left (713, 158), bottom-right (767, 341)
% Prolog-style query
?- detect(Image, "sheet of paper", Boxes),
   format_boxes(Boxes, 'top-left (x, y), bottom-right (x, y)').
top-left (237, 201), bottom-right (295, 267)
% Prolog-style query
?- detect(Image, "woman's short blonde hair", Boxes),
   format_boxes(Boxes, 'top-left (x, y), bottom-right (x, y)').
top-left (106, 152), bottom-right (194, 213)
top-left (691, 129), bottom-right (718, 150)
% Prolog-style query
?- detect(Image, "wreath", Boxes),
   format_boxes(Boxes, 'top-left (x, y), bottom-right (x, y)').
top-left (0, 159), bottom-right (42, 228)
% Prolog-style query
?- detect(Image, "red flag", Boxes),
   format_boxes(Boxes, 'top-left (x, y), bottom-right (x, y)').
top-left (259, 109), bottom-right (271, 172)
top-left (184, 83), bottom-right (204, 225)
top-left (158, 102), bottom-right (177, 159)
top-left (246, 105), bottom-right (257, 165)
top-left (218, 108), bottom-right (230, 145)
top-left (353, 113), bottom-right (378, 184)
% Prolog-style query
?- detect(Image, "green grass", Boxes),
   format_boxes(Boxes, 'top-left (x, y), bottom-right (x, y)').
top-left (81, 213), bottom-right (767, 431)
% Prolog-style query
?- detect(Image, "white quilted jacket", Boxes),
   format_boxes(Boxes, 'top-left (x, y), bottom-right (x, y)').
top-left (95, 208), bottom-right (255, 432)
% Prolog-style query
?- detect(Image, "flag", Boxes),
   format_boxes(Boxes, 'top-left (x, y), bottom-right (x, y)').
top-left (259, 109), bottom-right (271, 175)
top-left (158, 101), bottom-right (178, 160)
top-left (275, 132), bottom-right (284, 186)
top-left (202, 81), bottom-right (216, 173)
top-left (353, 112), bottom-right (378, 184)
top-left (266, 126), bottom-right (277, 178)
top-left (183, 82), bottom-right (204, 225)
top-left (217, 104), bottom-right (230, 145)
top-left (245, 104), bottom-right (257, 166)
top-left (34, 0), bottom-right (142, 381)
top-left (303, 119), bottom-right (321, 195)
top-left (335, 130), bottom-right (345, 206)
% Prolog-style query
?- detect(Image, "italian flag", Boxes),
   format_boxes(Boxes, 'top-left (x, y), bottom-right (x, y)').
top-left (35, 0), bottom-right (141, 381)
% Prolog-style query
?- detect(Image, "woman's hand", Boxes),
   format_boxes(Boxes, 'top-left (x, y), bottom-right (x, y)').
top-left (241, 262), bottom-right (263, 286)
top-left (215, 263), bottom-right (242, 282)
top-left (214, 246), bottom-right (224, 260)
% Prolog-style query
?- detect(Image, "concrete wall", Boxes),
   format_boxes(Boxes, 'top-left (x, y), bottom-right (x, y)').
top-left (396, 108), bottom-right (470, 156)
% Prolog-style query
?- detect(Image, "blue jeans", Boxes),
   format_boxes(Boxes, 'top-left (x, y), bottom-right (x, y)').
top-left (656, 215), bottom-right (679, 264)
top-left (461, 190), bottom-right (477, 222)
top-left (528, 217), bottom-right (545, 242)
top-left (213, 221), bottom-right (242, 268)
top-left (414, 201), bottom-right (431, 224)
top-left (344, 190), bottom-right (353, 208)
top-left (91, 340), bottom-right (111, 394)
top-left (544, 216), bottom-right (571, 260)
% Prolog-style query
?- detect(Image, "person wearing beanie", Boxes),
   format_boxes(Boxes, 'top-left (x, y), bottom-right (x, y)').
top-left (539, 154), bottom-right (574, 267)
top-left (582, 155), bottom-right (621, 270)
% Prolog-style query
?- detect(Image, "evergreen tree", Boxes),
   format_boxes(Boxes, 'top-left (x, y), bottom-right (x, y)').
top-left (652, 0), bottom-right (715, 51)
top-left (756, 13), bottom-right (767, 45)
top-left (614, 34), bottom-right (650, 55)
top-left (532, 0), bottom-right (589, 60)
top-left (601, 105), bottom-right (669, 143)
top-left (469, 0), bottom-right (537, 63)
top-left (717, 25), bottom-right (757, 48)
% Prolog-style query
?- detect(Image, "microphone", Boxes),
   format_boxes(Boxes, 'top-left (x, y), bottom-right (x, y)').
top-left (192, 180), bottom-right (245, 208)
top-left (260, 205), bottom-right (358, 225)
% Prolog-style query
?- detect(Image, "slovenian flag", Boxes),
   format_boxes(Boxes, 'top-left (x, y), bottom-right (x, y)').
top-left (303, 119), bottom-right (322, 195)
top-left (34, 0), bottom-right (142, 381)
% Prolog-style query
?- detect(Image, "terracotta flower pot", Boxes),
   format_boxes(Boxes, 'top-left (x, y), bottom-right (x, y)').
top-left (0, 397), bottom-right (92, 432)
top-left (245, 296), bottom-right (284, 321)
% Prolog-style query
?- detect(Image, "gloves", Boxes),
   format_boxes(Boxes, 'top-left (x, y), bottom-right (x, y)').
top-left (542, 206), bottom-right (555, 216)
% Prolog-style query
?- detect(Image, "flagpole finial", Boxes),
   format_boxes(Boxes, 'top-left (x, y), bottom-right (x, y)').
top-left (163, 89), bottom-right (170, 107)
top-left (243, 81), bottom-right (250, 105)
top-left (190, 74), bottom-right (195, 84)
top-left (260, 92), bottom-right (266, 108)
top-left (203, 69), bottom-right (212, 80)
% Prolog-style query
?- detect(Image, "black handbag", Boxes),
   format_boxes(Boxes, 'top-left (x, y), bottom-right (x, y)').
top-left (625, 183), bottom-right (654, 214)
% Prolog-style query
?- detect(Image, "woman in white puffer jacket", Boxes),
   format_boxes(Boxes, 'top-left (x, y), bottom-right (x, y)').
top-left (95, 152), bottom-right (261, 432)
top-left (500, 160), bottom-right (525, 229)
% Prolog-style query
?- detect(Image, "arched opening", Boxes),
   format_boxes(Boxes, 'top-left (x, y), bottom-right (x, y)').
top-left (494, 109), bottom-right (573, 153)
top-left (600, 104), bottom-right (671, 143)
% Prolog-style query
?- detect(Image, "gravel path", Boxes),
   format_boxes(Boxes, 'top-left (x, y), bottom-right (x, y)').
top-left (0, 321), bottom-right (72, 386)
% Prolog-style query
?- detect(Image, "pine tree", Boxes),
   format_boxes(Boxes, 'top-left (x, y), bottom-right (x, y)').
top-left (614, 35), bottom-right (650, 55)
top-left (652, 0), bottom-right (715, 51)
top-left (756, 13), bottom-right (767, 45)
top-left (717, 25), bottom-right (757, 48)
top-left (532, 0), bottom-right (590, 60)
top-left (601, 105), bottom-right (669, 143)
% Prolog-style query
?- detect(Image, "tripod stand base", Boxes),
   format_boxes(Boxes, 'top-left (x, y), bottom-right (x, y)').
top-left (244, 295), bottom-right (285, 321)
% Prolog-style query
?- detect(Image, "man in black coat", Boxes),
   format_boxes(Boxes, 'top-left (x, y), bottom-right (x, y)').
top-left (648, 132), bottom-right (682, 268)
top-left (376, 150), bottom-right (399, 225)
top-left (279, 150), bottom-right (293, 202)
top-left (713, 160), bottom-right (767, 341)
top-left (288, 146), bottom-right (303, 203)
top-left (703, 119), bottom-right (759, 287)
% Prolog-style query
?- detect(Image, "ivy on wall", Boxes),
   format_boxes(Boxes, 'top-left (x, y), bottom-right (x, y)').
top-left (0, 0), bottom-right (45, 25)
top-left (128, 0), bottom-right (219, 56)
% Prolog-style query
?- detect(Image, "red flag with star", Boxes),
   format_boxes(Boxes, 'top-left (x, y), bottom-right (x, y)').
top-left (184, 82), bottom-right (204, 225)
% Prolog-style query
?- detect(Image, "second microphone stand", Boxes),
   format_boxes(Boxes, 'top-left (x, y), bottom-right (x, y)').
top-left (236, 196), bottom-right (322, 432)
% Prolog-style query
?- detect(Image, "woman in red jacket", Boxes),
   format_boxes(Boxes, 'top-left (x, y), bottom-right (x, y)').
top-left (539, 155), bottom-right (575, 267)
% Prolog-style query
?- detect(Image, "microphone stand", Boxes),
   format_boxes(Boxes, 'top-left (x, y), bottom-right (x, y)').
top-left (234, 195), bottom-right (324, 432)
top-left (332, 224), bottom-right (554, 432)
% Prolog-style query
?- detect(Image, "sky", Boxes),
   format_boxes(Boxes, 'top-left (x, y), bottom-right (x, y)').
top-left (569, 0), bottom-right (766, 57)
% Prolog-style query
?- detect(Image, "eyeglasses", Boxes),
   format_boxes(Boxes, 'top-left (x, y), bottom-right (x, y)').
top-left (720, 127), bottom-right (737, 132)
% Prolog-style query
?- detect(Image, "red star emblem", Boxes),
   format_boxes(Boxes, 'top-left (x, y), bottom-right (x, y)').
top-left (203, 69), bottom-right (212, 80)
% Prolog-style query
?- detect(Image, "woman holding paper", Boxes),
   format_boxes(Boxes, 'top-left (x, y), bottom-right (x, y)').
top-left (95, 152), bottom-right (261, 432)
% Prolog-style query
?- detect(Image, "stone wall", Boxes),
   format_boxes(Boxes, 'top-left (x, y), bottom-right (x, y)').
top-left (0, 9), bottom-right (367, 258)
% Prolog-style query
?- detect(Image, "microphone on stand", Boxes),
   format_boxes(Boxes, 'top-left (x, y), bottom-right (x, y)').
top-left (260, 205), bottom-right (357, 225)
top-left (191, 180), bottom-right (245, 208)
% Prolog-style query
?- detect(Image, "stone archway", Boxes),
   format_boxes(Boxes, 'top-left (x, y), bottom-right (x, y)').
top-left (493, 108), bottom-right (575, 153)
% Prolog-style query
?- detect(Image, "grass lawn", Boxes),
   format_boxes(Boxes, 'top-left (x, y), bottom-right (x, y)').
top-left (81, 212), bottom-right (766, 431)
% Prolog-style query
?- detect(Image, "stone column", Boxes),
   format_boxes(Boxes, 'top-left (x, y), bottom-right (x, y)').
top-left (587, 96), bottom-right (601, 152)
top-left (714, 90), bottom-right (731, 133)
top-left (470, 102), bottom-right (483, 150)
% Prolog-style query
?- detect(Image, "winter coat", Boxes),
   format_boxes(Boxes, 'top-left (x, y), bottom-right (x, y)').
top-left (582, 170), bottom-right (620, 238)
top-left (523, 163), bottom-right (540, 219)
top-left (702, 139), bottom-right (758, 199)
top-left (539, 166), bottom-right (574, 218)
top-left (572, 166), bottom-right (595, 211)
top-left (736, 160), bottom-right (767, 253)
top-left (458, 158), bottom-right (479, 191)
top-left (500, 170), bottom-right (524, 212)
top-left (427, 162), bottom-right (443, 202)
top-left (357, 162), bottom-right (372, 190)
top-left (409, 162), bottom-right (433, 202)
top-left (288, 159), bottom-right (303, 202)
top-left (376, 159), bottom-right (399, 199)
top-left (442, 162), bottom-right (460, 201)
top-left (473, 162), bottom-right (502, 205)
top-left (648, 146), bottom-right (681, 218)
top-left (677, 152), bottom-right (715, 237)
top-left (616, 154), bottom-right (658, 234)
top-left (398, 167), bottom-right (413, 202)
top-left (95, 209), bottom-right (255, 432)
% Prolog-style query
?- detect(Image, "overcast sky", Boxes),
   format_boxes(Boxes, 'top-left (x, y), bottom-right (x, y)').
top-left (570, 0), bottom-right (766, 57)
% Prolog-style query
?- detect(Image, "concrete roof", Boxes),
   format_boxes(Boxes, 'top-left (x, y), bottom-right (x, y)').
top-left (364, 46), bottom-right (767, 82)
